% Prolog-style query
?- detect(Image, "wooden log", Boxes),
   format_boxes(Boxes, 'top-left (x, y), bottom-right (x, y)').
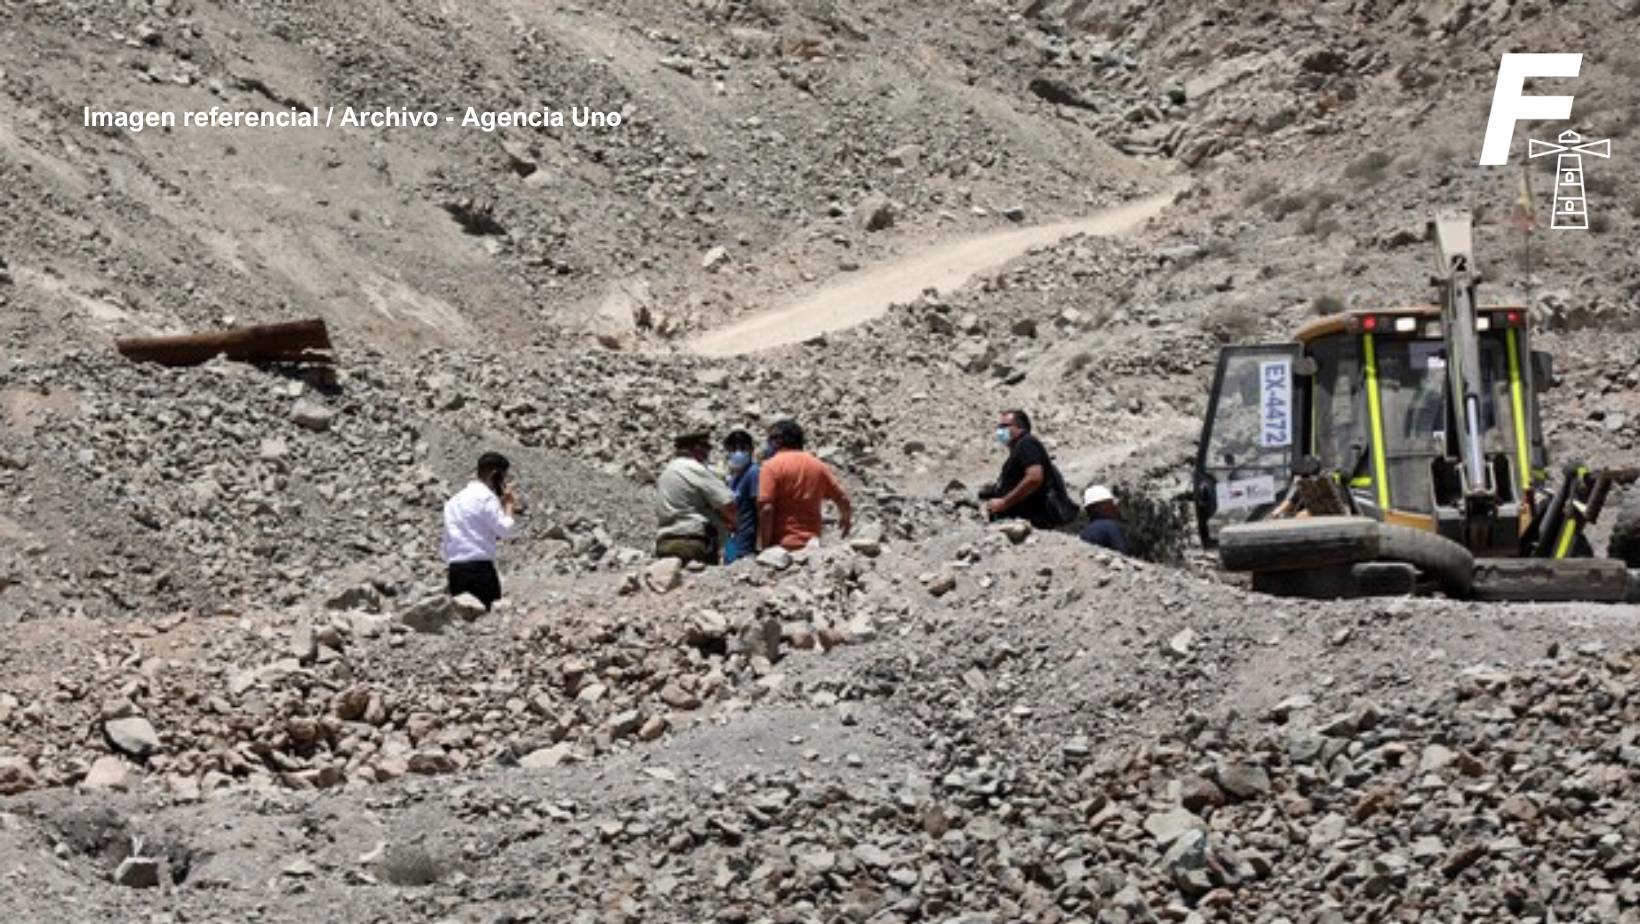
top-left (116, 319), bottom-right (333, 367)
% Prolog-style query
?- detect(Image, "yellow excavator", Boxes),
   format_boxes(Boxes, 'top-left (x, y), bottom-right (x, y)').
top-left (1192, 211), bottom-right (1639, 600)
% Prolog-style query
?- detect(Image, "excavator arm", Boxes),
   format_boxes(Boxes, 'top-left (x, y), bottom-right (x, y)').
top-left (1431, 212), bottom-right (1637, 560)
top-left (1428, 212), bottom-right (1501, 542)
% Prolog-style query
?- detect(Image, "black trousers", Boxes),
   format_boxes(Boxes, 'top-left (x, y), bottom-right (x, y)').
top-left (447, 561), bottom-right (502, 610)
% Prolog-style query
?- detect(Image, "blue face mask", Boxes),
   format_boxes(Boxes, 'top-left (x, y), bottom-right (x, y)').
top-left (995, 426), bottom-right (1011, 447)
top-left (728, 450), bottom-right (752, 472)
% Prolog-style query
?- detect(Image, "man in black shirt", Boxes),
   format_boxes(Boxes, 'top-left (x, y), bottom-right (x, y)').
top-left (984, 409), bottom-right (1057, 528)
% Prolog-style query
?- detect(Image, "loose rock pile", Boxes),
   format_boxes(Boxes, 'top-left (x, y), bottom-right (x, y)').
top-left (0, 534), bottom-right (917, 799)
top-left (490, 628), bottom-right (1640, 922)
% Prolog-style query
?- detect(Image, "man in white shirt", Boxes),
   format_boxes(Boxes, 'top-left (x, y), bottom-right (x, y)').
top-left (655, 431), bottom-right (736, 565)
top-left (442, 452), bottom-right (517, 610)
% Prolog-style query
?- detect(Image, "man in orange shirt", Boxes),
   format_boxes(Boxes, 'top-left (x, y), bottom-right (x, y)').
top-left (757, 419), bottom-right (852, 551)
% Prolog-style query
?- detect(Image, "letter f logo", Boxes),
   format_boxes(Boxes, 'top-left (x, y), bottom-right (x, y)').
top-left (1479, 53), bottom-right (1582, 165)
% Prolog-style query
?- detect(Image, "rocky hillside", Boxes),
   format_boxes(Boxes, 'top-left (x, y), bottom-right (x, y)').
top-left (0, 0), bottom-right (1154, 357)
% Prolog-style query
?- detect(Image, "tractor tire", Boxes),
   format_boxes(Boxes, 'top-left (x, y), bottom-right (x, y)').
top-left (1251, 564), bottom-right (1357, 599)
top-left (1611, 492), bottom-right (1640, 569)
top-left (1372, 522), bottom-right (1475, 598)
top-left (1218, 517), bottom-right (1380, 573)
top-left (1220, 516), bottom-right (1474, 598)
top-left (1351, 561), bottom-right (1420, 597)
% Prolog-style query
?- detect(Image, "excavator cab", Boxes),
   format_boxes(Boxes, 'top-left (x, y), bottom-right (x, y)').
top-left (1192, 308), bottom-right (1545, 547)
top-left (1192, 344), bottom-right (1306, 545)
top-left (1193, 211), bottom-right (1637, 601)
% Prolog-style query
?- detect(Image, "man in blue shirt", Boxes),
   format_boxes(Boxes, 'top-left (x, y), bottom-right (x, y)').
top-left (1078, 484), bottom-right (1130, 555)
top-left (721, 429), bottom-right (761, 563)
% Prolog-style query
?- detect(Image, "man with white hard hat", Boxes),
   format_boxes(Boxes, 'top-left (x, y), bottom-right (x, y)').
top-left (1078, 484), bottom-right (1129, 554)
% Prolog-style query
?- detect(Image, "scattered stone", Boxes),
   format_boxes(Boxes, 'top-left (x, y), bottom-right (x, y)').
top-left (1177, 776), bottom-right (1224, 813)
top-left (991, 520), bottom-right (1031, 544)
top-left (450, 593), bottom-right (487, 620)
top-left (326, 584), bottom-right (382, 612)
top-left (114, 856), bottom-right (163, 889)
top-left (1499, 793), bottom-right (1538, 823)
top-left (398, 596), bottom-right (454, 634)
top-left (291, 399), bottom-right (335, 432)
top-left (884, 144), bottom-right (924, 169)
top-left (1028, 76), bottom-right (1098, 111)
top-left (1215, 762), bottom-right (1271, 800)
top-left (0, 757), bottom-right (35, 795)
top-left (333, 686), bottom-right (371, 722)
top-left (687, 609), bottom-right (729, 643)
top-left (103, 717), bottom-right (161, 759)
top-left (1441, 843), bottom-right (1486, 878)
top-left (289, 619), bottom-right (317, 662)
top-left (848, 534), bottom-right (882, 557)
top-left (853, 843), bottom-right (894, 868)
top-left (740, 617), bottom-right (782, 663)
top-left (659, 683), bottom-right (701, 710)
top-left (1418, 743), bottom-right (1456, 774)
top-left (498, 137), bottom-right (538, 177)
top-left (856, 193), bottom-right (896, 232)
top-left (644, 557), bottom-right (683, 593)
top-left (756, 547), bottom-right (792, 571)
top-left (407, 751), bottom-right (455, 775)
top-left (1308, 812), bottom-right (1347, 848)
top-left (923, 571), bottom-right (957, 597)
top-left (519, 743), bottom-right (575, 770)
top-left (1266, 694), bottom-right (1315, 721)
top-left (1287, 727), bottom-right (1325, 765)
top-left (637, 715), bottom-right (668, 741)
top-left (1144, 808), bottom-right (1206, 846)
top-left (608, 709), bottom-right (643, 738)
top-left (82, 756), bottom-right (130, 792)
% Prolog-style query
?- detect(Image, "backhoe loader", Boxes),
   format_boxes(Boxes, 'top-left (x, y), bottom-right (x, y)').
top-left (1192, 211), bottom-right (1639, 600)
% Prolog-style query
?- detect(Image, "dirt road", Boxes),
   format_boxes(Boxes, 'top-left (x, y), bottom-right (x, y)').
top-left (689, 186), bottom-right (1182, 357)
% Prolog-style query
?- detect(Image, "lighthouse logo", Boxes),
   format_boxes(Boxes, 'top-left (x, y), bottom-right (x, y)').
top-left (1527, 129), bottom-right (1612, 231)
top-left (1475, 53), bottom-right (1614, 231)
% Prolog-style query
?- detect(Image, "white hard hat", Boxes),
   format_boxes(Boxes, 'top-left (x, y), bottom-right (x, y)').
top-left (1082, 484), bottom-right (1115, 507)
